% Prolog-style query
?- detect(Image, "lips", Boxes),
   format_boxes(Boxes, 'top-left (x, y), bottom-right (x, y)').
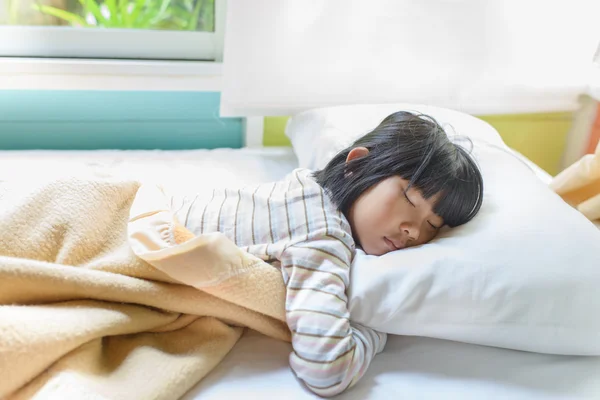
top-left (384, 237), bottom-right (402, 251)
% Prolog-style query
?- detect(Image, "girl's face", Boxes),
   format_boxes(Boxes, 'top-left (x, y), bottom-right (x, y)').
top-left (345, 148), bottom-right (444, 256)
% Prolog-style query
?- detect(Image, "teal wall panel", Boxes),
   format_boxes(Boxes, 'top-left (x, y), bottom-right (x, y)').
top-left (0, 91), bottom-right (243, 150)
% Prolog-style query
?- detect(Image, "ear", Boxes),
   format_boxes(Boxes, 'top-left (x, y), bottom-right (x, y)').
top-left (345, 147), bottom-right (370, 164)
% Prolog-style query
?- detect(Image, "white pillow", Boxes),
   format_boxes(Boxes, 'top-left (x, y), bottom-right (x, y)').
top-left (286, 104), bottom-right (600, 355)
top-left (285, 103), bottom-right (505, 170)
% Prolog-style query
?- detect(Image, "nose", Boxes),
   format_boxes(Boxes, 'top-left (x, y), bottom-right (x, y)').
top-left (400, 223), bottom-right (420, 242)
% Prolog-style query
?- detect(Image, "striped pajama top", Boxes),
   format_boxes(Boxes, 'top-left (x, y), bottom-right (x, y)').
top-left (171, 168), bottom-right (386, 397)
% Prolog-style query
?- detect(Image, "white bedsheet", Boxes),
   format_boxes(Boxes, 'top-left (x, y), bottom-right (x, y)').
top-left (2, 147), bottom-right (599, 399)
top-left (0, 148), bottom-right (298, 190)
top-left (185, 330), bottom-right (600, 400)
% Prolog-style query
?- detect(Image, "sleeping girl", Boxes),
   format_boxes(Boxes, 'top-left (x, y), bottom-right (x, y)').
top-left (130, 111), bottom-right (483, 397)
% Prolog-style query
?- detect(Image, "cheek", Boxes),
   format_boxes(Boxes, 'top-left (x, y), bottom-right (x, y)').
top-left (370, 194), bottom-right (400, 225)
top-left (353, 195), bottom-right (390, 237)
top-left (416, 228), bottom-right (438, 245)
top-left (353, 182), bottom-right (403, 236)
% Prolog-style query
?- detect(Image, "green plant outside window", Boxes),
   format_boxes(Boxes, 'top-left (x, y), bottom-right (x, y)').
top-left (2, 0), bottom-right (214, 31)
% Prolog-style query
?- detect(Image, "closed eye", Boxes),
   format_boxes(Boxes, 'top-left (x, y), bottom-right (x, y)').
top-left (402, 191), bottom-right (416, 207)
top-left (428, 221), bottom-right (440, 230)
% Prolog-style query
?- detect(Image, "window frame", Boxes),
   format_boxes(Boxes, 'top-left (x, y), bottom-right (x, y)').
top-left (0, 0), bottom-right (225, 61)
top-left (0, 27), bottom-right (218, 60)
top-left (0, 0), bottom-right (225, 91)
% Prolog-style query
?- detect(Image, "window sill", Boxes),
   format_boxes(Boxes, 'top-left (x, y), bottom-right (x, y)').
top-left (0, 58), bottom-right (222, 91)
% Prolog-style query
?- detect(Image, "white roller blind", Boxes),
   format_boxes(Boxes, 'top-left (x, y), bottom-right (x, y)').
top-left (220, 0), bottom-right (600, 117)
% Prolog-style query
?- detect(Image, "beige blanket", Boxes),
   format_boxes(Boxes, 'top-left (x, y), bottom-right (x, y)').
top-left (0, 175), bottom-right (290, 400)
top-left (551, 141), bottom-right (600, 224)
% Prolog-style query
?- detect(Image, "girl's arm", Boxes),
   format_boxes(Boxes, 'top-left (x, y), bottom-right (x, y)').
top-left (280, 231), bottom-right (387, 397)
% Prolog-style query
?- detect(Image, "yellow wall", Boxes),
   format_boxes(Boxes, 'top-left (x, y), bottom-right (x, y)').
top-left (263, 112), bottom-right (573, 175)
top-left (478, 112), bottom-right (573, 175)
top-left (264, 116), bottom-right (292, 146)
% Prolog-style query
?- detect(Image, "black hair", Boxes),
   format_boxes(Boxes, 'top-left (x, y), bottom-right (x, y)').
top-left (313, 111), bottom-right (483, 228)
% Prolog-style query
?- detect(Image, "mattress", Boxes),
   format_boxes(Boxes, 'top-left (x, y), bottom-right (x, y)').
top-left (2, 147), bottom-right (599, 399)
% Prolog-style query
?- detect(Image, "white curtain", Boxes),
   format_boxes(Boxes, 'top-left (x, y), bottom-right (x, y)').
top-left (220, 0), bottom-right (600, 117)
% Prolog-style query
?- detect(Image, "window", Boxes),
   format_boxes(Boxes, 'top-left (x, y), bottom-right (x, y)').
top-left (0, 0), bottom-right (224, 60)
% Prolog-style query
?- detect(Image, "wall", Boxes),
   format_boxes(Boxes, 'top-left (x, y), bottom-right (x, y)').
top-left (478, 112), bottom-right (573, 175)
top-left (0, 88), bottom-right (578, 175)
top-left (0, 90), bottom-right (243, 150)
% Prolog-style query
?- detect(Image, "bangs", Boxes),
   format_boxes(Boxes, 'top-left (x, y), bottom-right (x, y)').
top-left (410, 144), bottom-right (483, 228)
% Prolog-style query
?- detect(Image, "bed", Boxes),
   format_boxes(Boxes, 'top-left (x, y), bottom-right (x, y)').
top-left (2, 147), bottom-right (599, 399)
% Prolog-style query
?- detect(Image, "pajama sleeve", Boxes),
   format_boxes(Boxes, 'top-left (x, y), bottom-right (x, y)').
top-left (280, 231), bottom-right (387, 397)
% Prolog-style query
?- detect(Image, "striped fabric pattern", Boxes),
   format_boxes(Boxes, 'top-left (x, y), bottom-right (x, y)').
top-left (172, 168), bottom-right (386, 396)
